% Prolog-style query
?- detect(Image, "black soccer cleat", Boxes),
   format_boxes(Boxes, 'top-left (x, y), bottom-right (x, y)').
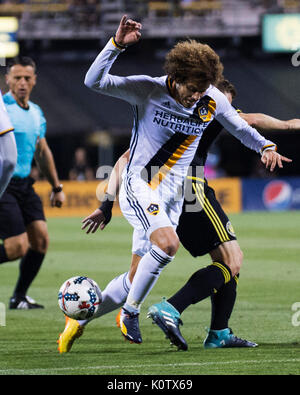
top-left (9, 295), bottom-right (44, 310)
top-left (120, 308), bottom-right (142, 344)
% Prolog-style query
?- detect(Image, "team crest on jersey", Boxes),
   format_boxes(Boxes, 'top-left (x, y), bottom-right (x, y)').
top-left (226, 221), bottom-right (236, 237)
top-left (147, 203), bottom-right (160, 216)
top-left (193, 96), bottom-right (216, 123)
top-left (199, 106), bottom-right (208, 117)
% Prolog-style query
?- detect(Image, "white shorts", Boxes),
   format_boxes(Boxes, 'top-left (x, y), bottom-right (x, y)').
top-left (119, 171), bottom-right (184, 256)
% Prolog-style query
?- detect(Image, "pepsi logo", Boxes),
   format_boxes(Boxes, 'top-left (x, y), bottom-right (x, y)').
top-left (263, 180), bottom-right (292, 210)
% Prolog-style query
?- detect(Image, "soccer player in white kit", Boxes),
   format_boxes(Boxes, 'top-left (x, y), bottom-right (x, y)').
top-left (0, 91), bottom-right (17, 199)
top-left (75, 15), bottom-right (290, 346)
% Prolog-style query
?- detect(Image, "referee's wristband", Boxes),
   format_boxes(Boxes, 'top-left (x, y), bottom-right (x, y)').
top-left (52, 184), bottom-right (63, 193)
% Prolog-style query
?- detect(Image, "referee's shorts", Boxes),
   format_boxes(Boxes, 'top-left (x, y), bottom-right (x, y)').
top-left (177, 177), bottom-right (236, 257)
top-left (0, 176), bottom-right (46, 240)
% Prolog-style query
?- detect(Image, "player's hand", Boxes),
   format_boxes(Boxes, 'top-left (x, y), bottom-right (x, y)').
top-left (81, 208), bottom-right (108, 234)
top-left (50, 191), bottom-right (65, 208)
top-left (115, 15), bottom-right (142, 47)
top-left (261, 150), bottom-right (292, 172)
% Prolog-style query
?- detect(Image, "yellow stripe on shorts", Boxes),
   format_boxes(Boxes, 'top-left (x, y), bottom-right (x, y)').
top-left (192, 182), bottom-right (230, 243)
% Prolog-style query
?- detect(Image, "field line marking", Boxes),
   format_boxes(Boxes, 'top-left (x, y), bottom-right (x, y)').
top-left (1, 358), bottom-right (300, 374)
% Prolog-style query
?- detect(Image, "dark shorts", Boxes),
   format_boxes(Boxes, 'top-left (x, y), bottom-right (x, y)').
top-left (0, 177), bottom-right (45, 240)
top-left (176, 178), bottom-right (237, 257)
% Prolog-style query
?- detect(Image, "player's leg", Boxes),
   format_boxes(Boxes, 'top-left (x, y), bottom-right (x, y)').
top-left (9, 220), bottom-right (48, 309)
top-left (80, 231), bottom-right (146, 327)
top-left (167, 239), bottom-right (242, 313)
top-left (58, 254), bottom-right (141, 354)
top-left (0, 132), bottom-right (17, 199)
top-left (204, 241), bottom-right (257, 348)
top-left (207, 242), bottom-right (241, 335)
top-left (58, 200), bottom-right (146, 354)
top-left (148, 180), bottom-right (239, 348)
top-left (149, 182), bottom-right (237, 330)
top-left (83, 253), bottom-right (140, 323)
top-left (147, 245), bottom-right (234, 351)
top-left (1, 233), bottom-right (28, 262)
top-left (0, 230), bottom-right (44, 310)
top-left (9, 180), bottom-right (48, 309)
top-left (123, 226), bottom-right (178, 313)
top-left (118, 175), bottom-right (180, 343)
top-left (120, 226), bottom-right (178, 343)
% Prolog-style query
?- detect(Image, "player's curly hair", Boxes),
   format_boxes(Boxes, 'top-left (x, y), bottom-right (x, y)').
top-left (164, 39), bottom-right (223, 86)
top-left (217, 78), bottom-right (237, 99)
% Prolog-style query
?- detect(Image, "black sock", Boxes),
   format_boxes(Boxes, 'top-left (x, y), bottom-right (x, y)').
top-left (0, 244), bottom-right (8, 264)
top-left (13, 248), bottom-right (45, 299)
top-left (167, 262), bottom-right (232, 314)
top-left (210, 274), bottom-right (239, 330)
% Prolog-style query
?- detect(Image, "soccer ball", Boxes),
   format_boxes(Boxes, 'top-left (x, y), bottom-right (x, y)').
top-left (58, 276), bottom-right (102, 320)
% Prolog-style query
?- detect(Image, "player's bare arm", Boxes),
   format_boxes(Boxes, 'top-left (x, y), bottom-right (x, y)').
top-left (114, 15), bottom-right (142, 47)
top-left (82, 150), bottom-right (130, 234)
top-left (234, 114), bottom-right (292, 170)
top-left (240, 112), bottom-right (300, 132)
top-left (34, 137), bottom-right (65, 207)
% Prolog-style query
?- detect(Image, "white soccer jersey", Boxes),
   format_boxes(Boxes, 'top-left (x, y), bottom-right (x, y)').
top-left (0, 91), bottom-right (14, 136)
top-left (85, 38), bottom-right (276, 197)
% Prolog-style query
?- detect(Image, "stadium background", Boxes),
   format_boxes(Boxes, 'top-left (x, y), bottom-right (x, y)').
top-left (1, 0), bottom-right (300, 216)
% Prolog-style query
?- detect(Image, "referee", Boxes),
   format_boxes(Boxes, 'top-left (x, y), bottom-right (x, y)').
top-left (0, 57), bottom-right (65, 309)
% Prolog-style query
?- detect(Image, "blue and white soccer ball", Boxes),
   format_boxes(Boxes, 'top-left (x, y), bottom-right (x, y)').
top-left (58, 276), bottom-right (102, 320)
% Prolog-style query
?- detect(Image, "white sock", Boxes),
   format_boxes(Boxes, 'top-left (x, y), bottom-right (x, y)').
top-left (77, 272), bottom-right (131, 326)
top-left (123, 245), bottom-right (173, 314)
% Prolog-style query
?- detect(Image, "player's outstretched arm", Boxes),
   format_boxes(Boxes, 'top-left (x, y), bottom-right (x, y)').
top-left (261, 149), bottom-right (292, 172)
top-left (240, 113), bottom-right (300, 132)
top-left (81, 150), bottom-right (130, 234)
top-left (84, 15), bottom-right (148, 105)
top-left (115, 15), bottom-right (142, 47)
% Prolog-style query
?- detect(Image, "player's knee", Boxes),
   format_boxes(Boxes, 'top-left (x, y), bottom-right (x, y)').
top-left (150, 227), bottom-right (180, 257)
top-left (224, 248), bottom-right (243, 277)
top-left (30, 233), bottom-right (49, 254)
top-left (10, 240), bottom-right (28, 260)
top-left (156, 235), bottom-right (179, 257)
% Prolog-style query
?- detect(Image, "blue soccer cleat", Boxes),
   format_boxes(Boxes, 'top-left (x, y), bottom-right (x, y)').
top-left (147, 298), bottom-right (188, 351)
top-left (120, 308), bottom-right (142, 344)
top-left (203, 328), bottom-right (258, 349)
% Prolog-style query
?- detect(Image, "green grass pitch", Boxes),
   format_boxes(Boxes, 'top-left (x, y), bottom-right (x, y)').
top-left (0, 211), bottom-right (300, 375)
